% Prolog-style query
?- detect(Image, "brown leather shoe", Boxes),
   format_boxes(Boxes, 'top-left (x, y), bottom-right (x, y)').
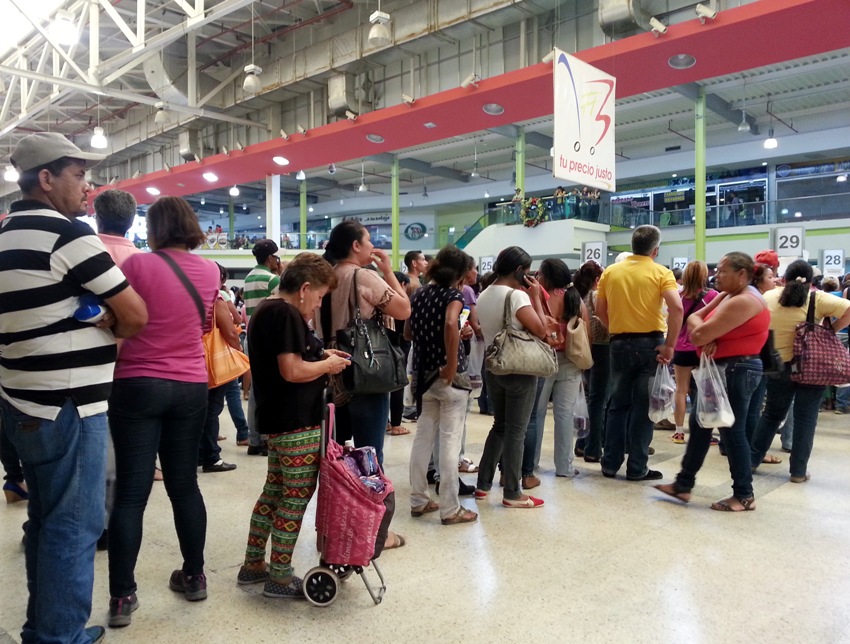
top-left (521, 475), bottom-right (541, 490)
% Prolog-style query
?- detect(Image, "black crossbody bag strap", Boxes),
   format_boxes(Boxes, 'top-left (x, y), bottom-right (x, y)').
top-left (154, 251), bottom-right (206, 327)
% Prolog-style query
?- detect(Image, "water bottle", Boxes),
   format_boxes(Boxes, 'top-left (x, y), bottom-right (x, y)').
top-left (74, 293), bottom-right (106, 323)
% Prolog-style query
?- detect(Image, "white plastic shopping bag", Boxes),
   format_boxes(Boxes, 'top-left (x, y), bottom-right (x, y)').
top-left (573, 380), bottom-right (590, 439)
top-left (694, 353), bottom-right (735, 429)
top-left (648, 363), bottom-right (675, 423)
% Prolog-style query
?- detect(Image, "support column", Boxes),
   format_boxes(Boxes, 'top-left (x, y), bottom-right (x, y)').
top-left (694, 87), bottom-right (707, 261)
top-left (265, 175), bottom-right (281, 247)
top-left (299, 180), bottom-right (308, 251)
top-left (515, 126), bottom-right (526, 195)
top-left (391, 156), bottom-right (400, 270)
top-left (187, 32), bottom-right (197, 108)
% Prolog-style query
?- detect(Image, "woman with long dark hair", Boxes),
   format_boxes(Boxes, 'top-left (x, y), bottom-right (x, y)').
top-left (749, 259), bottom-right (850, 483)
top-left (474, 246), bottom-right (550, 508)
top-left (322, 220), bottom-right (411, 548)
top-left (407, 246), bottom-right (478, 525)
top-left (573, 260), bottom-right (607, 462)
top-left (522, 259), bottom-right (590, 484)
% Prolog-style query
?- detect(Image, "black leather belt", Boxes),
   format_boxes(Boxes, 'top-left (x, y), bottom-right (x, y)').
top-left (610, 332), bottom-right (663, 340)
top-left (715, 354), bottom-right (760, 364)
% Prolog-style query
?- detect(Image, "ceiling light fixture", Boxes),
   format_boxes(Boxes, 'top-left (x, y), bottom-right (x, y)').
top-left (50, 9), bottom-right (78, 46)
top-left (328, 163), bottom-right (336, 175)
top-left (484, 190), bottom-right (490, 198)
top-left (837, 174), bottom-right (848, 183)
top-left (366, 134), bottom-right (384, 144)
top-left (649, 16), bottom-right (667, 37)
top-left (695, 2), bottom-right (718, 22)
top-left (229, 185), bottom-right (240, 197)
top-left (273, 156), bottom-right (290, 166)
top-left (242, 3), bottom-right (262, 93)
top-left (737, 75), bottom-right (752, 133)
top-left (668, 54), bottom-right (696, 70)
top-left (368, 1), bottom-right (391, 47)
top-left (470, 141), bottom-right (479, 178)
top-left (461, 73), bottom-right (481, 89)
top-left (146, 187), bottom-right (160, 196)
top-left (200, 197), bottom-right (205, 205)
top-left (220, 207), bottom-right (224, 214)
top-left (308, 206), bottom-right (314, 213)
top-left (90, 126), bottom-right (108, 150)
top-left (203, 172), bottom-right (218, 182)
top-left (154, 102), bottom-right (168, 125)
top-left (422, 179), bottom-right (429, 199)
top-left (242, 203), bottom-right (247, 211)
top-left (296, 170), bottom-right (306, 181)
top-left (90, 96), bottom-right (108, 149)
top-left (4, 165), bottom-right (19, 182)
top-left (763, 127), bottom-right (778, 149)
top-left (482, 103), bottom-right (504, 116)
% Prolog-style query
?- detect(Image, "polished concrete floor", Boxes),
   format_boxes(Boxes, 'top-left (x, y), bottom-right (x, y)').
top-left (2, 400), bottom-right (850, 644)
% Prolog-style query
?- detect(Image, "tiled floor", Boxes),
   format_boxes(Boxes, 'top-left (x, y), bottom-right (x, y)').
top-left (3, 401), bottom-right (850, 644)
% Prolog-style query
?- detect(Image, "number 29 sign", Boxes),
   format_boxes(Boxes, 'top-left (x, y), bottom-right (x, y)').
top-left (771, 227), bottom-right (804, 257)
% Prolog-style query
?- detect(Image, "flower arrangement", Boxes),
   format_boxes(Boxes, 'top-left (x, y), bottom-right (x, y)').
top-left (520, 197), bottom-right (547, 228)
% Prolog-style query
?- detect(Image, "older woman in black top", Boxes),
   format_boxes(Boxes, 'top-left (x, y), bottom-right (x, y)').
top-left (407, 246), bottom-right (478, 526)
top-left (237, 253), bottom-right (350, 598)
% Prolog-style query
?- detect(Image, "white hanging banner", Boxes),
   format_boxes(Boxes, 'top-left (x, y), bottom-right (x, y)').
top-left (551, 48), bottom-right (616, 193)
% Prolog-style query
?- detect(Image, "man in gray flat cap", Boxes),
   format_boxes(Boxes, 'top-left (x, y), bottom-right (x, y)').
top-left (0, 132), bottom-right (148, 643)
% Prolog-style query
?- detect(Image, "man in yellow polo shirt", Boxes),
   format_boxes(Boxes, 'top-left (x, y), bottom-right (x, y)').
top-left (596, 225), bottom-right (683, 481)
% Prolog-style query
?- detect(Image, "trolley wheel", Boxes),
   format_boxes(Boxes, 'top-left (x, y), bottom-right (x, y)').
top-left (327, 563), bottom-right (354, 581)
top-left (303, 567), bottom-right (340, 607)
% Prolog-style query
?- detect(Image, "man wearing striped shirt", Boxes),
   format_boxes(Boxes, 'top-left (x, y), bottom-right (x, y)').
top-left (243, 239), bottom-right (282, 454)
top-left (0, 133), bottom-right (147, 644)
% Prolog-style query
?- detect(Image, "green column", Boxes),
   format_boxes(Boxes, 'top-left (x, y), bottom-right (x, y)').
top-left (694, 87), bottom-right (707, 261)
top-left (228, 197), bottom-right (235, 242)
top-left (299, 180), bottom-right (307, 250)
top-left (391, 156), bottom-right (400, 270)
top-left (515, 126), bottom-right (526, 195)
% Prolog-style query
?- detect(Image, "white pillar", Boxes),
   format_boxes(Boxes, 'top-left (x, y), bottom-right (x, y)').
top-left (266, 175), bottom-right (281, 247)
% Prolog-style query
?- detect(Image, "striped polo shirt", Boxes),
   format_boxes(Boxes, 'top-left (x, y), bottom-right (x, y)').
top-left (243, 264), bottom-right (280, 321)
top-left (0, 200), bottom-right (129, 420)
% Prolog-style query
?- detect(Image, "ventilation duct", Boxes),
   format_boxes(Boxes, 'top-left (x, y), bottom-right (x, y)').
top-left (178, 129), bottom-right (203, 162)
top-left (144, 42), bottom-right (218, 108)
top-left (328, 73), bottom-right (367, 119)
top-left (599, 0), bottom-right (651, 37)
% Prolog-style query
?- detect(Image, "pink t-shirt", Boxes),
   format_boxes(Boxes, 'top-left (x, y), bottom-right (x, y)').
top-left (97, 233), bottom-right (141, 268)
top-left (675, 289), bottom-right (719, 352)
top-left (115, 250), bottom-right (219, 383)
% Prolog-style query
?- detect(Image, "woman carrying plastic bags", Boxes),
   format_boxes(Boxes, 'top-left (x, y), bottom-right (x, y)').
top-left (654, 252), bottom-right (770, 512)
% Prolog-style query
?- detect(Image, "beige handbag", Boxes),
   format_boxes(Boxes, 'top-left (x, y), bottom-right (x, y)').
top-left (563, 315), bottom-right (594, 370)
top-left (485, 291), bottom-right (558, 378)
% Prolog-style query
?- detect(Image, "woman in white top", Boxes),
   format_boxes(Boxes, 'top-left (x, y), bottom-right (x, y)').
top-left (474, 246), bottom-right (550, 508)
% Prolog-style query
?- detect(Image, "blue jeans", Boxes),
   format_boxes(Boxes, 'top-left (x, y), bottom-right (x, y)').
top-left (836, 335), bottom-right (850, 409)
top-left (336, 393), bottom-right (390, 465)
top-left (0, 397), bottom-right (107, 644)
top-left (476, 372), bottom-right (538, 500)
top-left (601, 336), bottom-right (661, 479)
top-left (675, 358), bottom-right (762, 499)
top-left (107, 378), bottom-right (209, 598)
top-left (745, 374), bottom-right (767, 445)
top-left (1, 417), bottom-right (24, 483)
top-left (750, 365), bottom-right (825, 478)
top-left (584, 343), bottom-right (611, 460)
top-left (225, 379), bottom-right (249, 442)
top-left (521, 377), bottom-right (546, 476)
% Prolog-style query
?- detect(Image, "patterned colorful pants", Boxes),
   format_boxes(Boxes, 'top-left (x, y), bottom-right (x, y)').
top-left (244, 426), bottom-right (320, 580)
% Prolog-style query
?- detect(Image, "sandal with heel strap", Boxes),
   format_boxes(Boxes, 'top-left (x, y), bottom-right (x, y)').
top-left (710, 496), bottom-right (755, 512)
top-left (441, 507), bottom-right (478, 525)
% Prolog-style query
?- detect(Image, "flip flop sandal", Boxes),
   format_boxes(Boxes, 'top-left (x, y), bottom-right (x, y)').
top-left (411, 500), bottom-right (439, 517)
top-left (762, 454), bottom-right (783, 464)
top-left (441, 507), bottom-right (478, 525)
top-left (387, 426), bottom-right (411, 436)
top-left (383, 531), bottom-right (406, 550)
top-left (710, 496), bottom-right (756, 512)
top-left (653, 483), bottom-right (691, 503)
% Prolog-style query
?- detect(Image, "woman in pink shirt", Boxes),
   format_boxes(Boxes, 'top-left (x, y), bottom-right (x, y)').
top-left (106, 197), bottom-right (220, 628)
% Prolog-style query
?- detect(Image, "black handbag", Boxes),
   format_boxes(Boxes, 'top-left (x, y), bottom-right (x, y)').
top-left (759, 330), bottom-right (784, 377)
top-left (335, 269), bottom-right (407, 395)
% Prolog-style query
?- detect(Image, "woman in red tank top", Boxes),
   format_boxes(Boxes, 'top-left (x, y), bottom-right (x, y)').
top-left (655, 252), bottom-right (769, 512)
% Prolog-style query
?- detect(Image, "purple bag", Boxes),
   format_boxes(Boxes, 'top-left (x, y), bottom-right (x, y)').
top-left (790, 294), bottom-right (850, 386)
